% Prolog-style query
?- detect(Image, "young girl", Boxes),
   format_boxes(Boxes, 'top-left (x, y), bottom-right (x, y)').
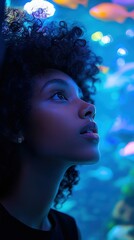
top-left (0, 9), bottom-right (101, 239)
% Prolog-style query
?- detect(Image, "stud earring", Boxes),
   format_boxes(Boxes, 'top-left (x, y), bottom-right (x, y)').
top-left (18, 136), bottom-right (24, 144)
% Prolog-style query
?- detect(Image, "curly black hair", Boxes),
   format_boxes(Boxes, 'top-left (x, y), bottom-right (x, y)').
top-left (0, 8), bottom-right (102, 208)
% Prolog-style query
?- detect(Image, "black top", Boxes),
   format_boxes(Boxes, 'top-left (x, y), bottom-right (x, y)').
top-left (0, 203), bottom-right (78, 240)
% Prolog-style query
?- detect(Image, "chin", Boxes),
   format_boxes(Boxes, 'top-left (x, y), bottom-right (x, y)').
top-left (78, 145), bottom-right (100, 165)
top-left (70, 150), bottom-right (100, 165)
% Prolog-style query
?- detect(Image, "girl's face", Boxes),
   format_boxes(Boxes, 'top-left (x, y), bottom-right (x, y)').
top-left (25, 69), bottom-right (100, 166)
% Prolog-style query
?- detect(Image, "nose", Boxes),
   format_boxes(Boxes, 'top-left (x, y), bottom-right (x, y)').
top-left (78, 100), bottom-right (96, 120)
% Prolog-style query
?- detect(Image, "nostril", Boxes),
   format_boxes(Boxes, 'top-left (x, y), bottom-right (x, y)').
top-left (79, 101), bottom-right (96, 120)
top-left (85, 111), bottom-right (95, 119)
top-left (85, 111), bottom-right (91, 117)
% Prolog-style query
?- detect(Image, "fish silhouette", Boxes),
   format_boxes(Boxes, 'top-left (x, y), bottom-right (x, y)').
top-left (89, 3), bottom-right (134, 23)
top-left (53, 0), bottom-right (88, 9)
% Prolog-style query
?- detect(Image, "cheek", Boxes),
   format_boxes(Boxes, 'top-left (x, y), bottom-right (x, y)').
top-left (27, 104), bottom-right (100, 164)
top-left (28, 105), bottom-right (73, 150)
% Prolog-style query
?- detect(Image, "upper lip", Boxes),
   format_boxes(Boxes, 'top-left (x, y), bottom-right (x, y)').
top-left (80, 122), bottom-right (98, 134)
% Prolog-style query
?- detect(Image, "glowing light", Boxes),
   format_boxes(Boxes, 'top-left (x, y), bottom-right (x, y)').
top-left (99, 35), bottom-right (112, 45)
top-left (89, 166), bottom-right (113, 181)
top-left (105, 62), bottom-right (134, 88)
top-left (127, 83), bottom-right (134, 92)
top-left (24, 0), bottom-right (56, 19)
top-left (117, 48), bottom-right (127, 56)
top-left (120, 141), bottom-right (134, 156)
top-left (6, 0), bottom-right (11, 7)
top-left (91, 31), bottom-right (103, 41)
top-left (108, 226), bottom-right (134, 240)
top-left (98, 65), bottom-right (109, 74)
top-left (126, 29), bottom-right (134, 38)
top-left (116, 58), bottom-right (126, 67)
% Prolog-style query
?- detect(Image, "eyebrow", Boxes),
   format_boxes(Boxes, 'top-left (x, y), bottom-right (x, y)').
top-left (40, 78), bottom-right (82, 96)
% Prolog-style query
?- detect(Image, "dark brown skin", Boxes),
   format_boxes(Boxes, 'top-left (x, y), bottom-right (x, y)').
top-left (1, 69), bottom-right (100, 233)
top-left (27, 69), bottom-right (99, 164)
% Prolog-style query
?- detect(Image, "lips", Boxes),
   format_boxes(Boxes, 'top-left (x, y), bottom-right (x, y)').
top-left (80, 122), bottom-right (98, 134)
top-left (80, 122), bottom-right (99, 143)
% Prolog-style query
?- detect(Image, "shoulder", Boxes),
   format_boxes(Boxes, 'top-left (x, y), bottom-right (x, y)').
top-left (50, 208), bottom-right (76, 226)
top-left (50, 209), bottom-right (82, 240)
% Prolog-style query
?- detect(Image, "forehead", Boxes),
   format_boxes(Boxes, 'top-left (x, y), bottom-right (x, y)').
top-left (34, 69), bottom-right (81, 93)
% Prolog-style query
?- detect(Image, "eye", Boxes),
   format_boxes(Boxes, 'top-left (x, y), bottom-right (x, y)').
top-left (51, 91), bottom-right (67, 101)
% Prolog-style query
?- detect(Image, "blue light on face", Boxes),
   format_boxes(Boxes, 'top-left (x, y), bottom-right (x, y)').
top-left (24, 0), bottom-right (56, 19)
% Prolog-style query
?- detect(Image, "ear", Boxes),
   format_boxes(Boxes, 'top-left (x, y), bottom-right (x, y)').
top-left (10, 132), bottom-right (25, 144)
top-left (17, 136), bottom-right (25, 144)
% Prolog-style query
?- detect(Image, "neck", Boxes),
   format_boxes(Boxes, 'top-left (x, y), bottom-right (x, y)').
top-left (1, 155), bottom-right (69, 230)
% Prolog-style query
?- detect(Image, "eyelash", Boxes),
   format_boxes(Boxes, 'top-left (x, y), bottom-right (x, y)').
top-left (51, 91), bottom-right (68, 101)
